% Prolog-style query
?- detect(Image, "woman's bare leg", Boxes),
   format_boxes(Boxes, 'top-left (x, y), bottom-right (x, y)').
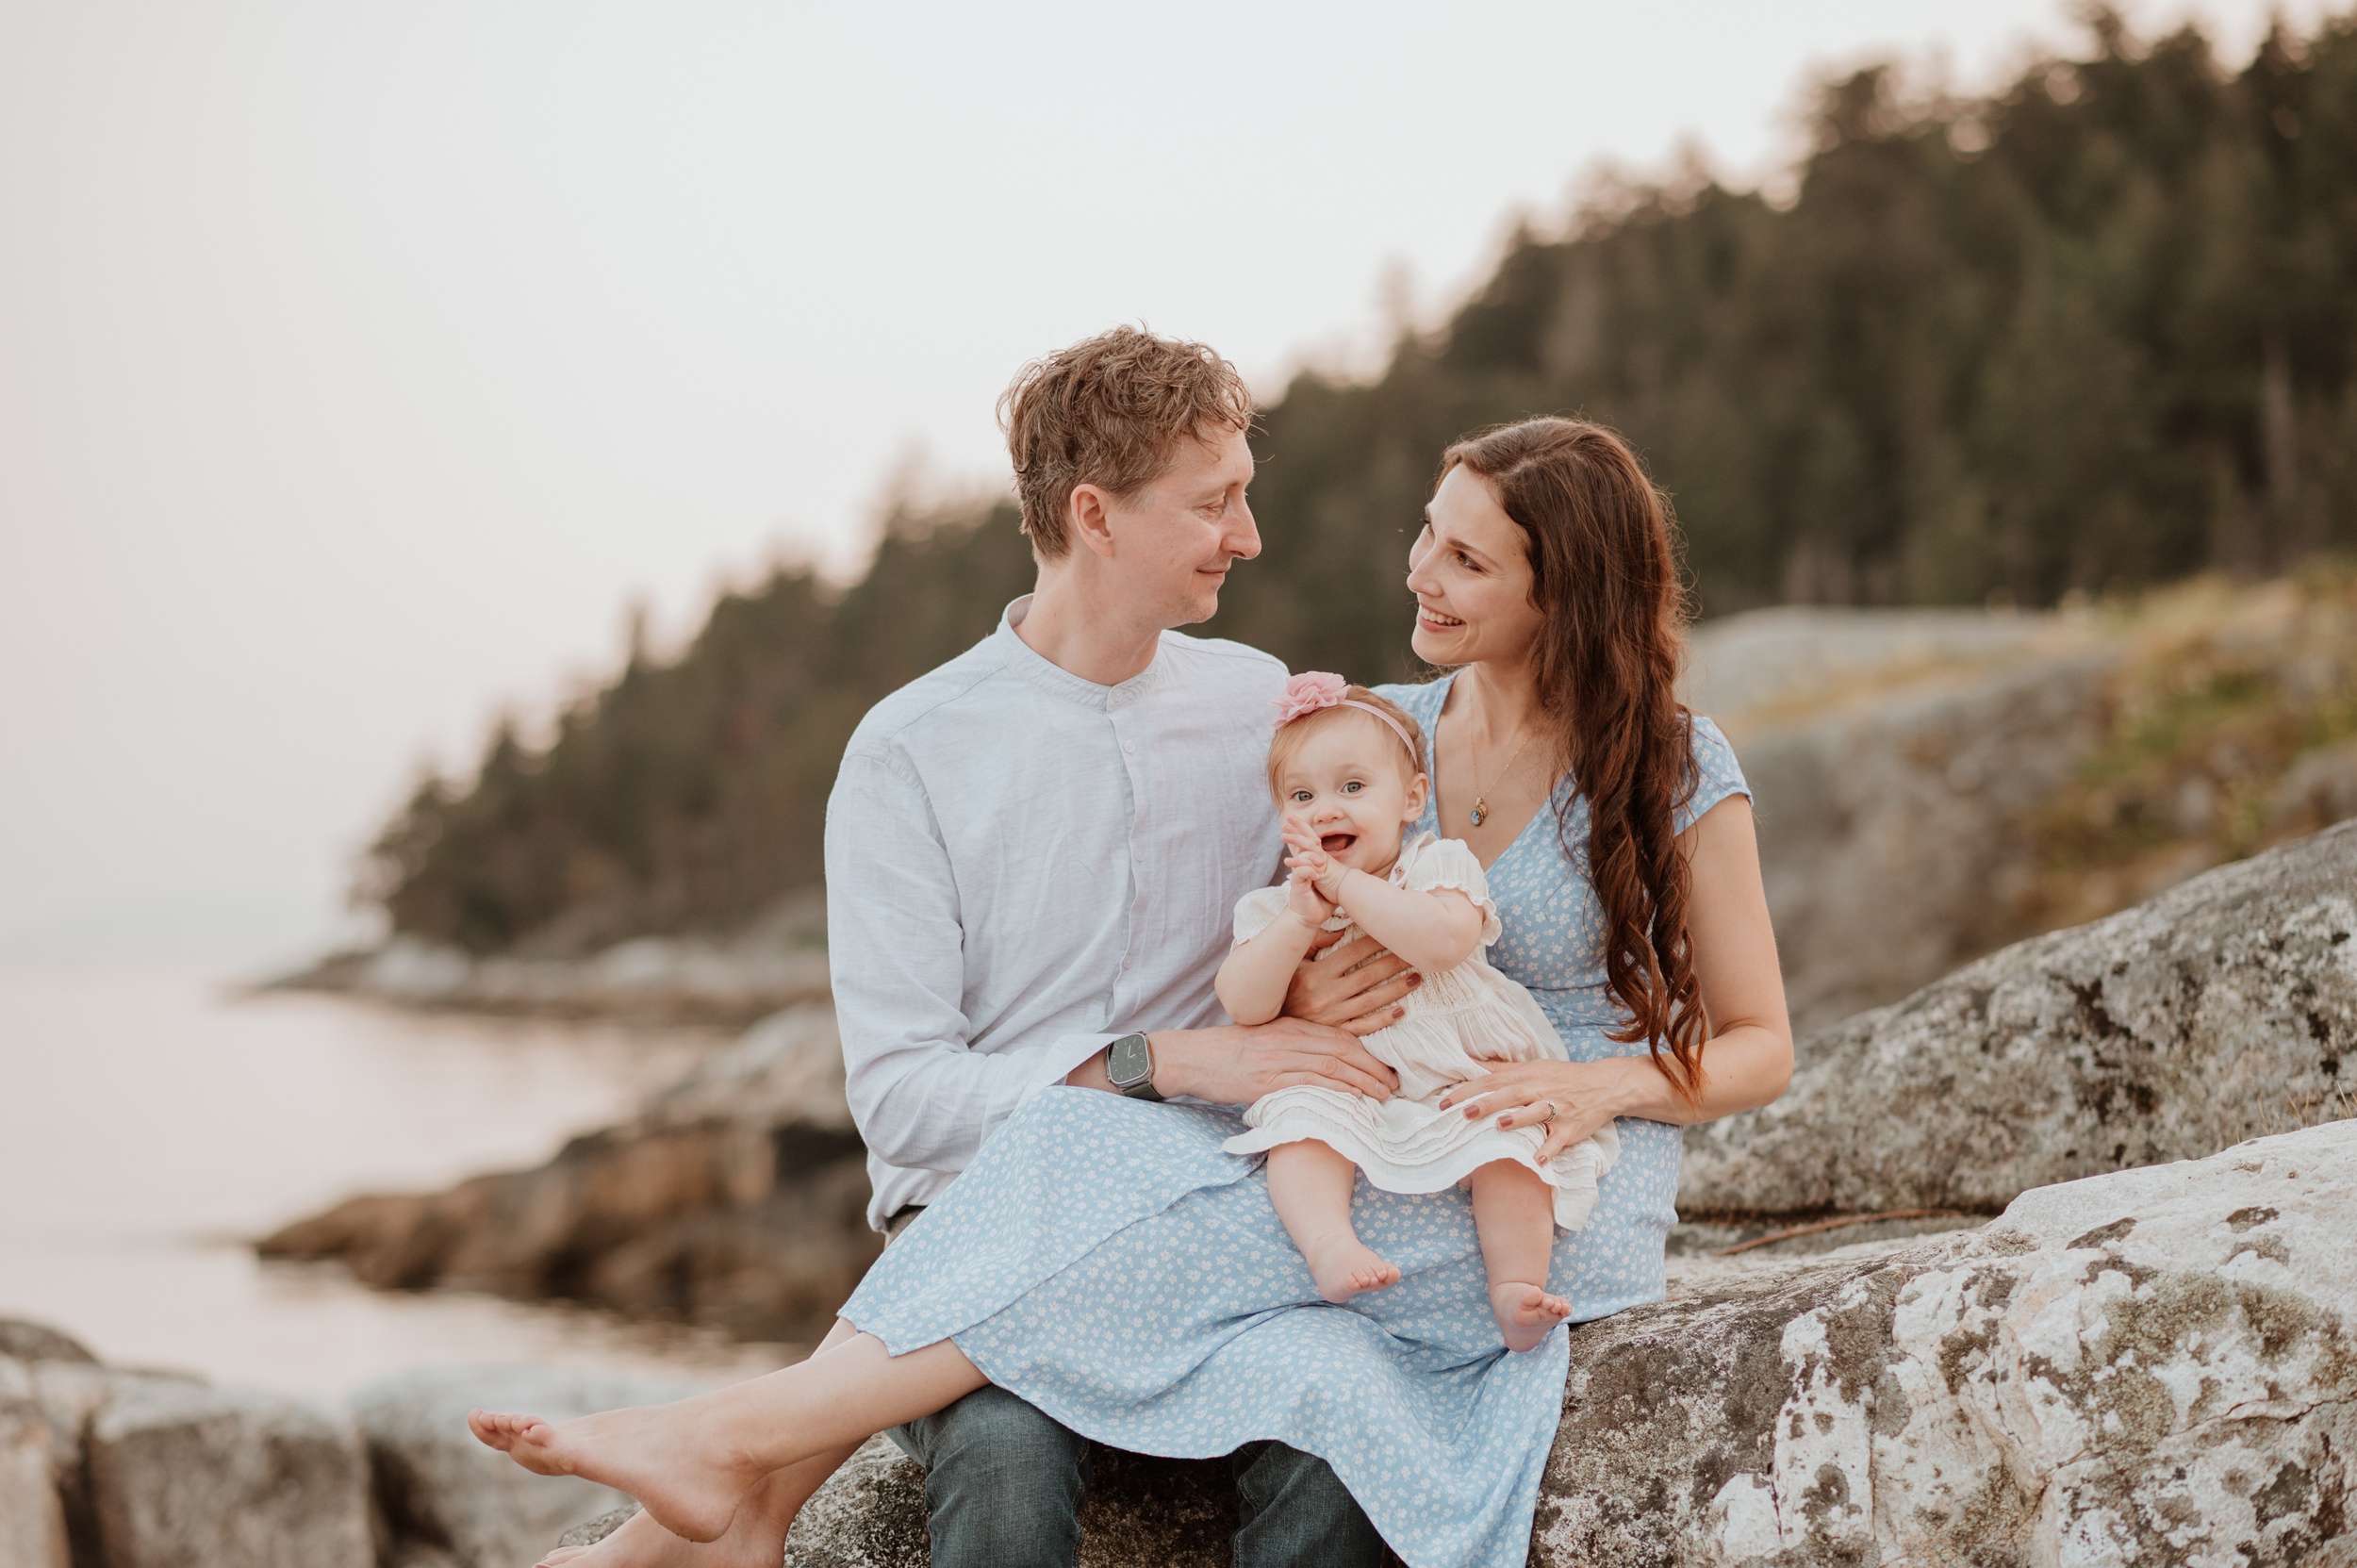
top-left (1266, 1141), bottom-right (1399, 1304)
top-left (472, 1329), bottom-right (984, 1543)
top-left (532, 1320), bottom-right (871, 1567)
top-left (1469, 1162), bottom-right (1572, 1352)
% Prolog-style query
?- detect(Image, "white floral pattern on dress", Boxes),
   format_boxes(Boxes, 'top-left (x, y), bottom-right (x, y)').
top-left (842, 682), bottom-right (1748, 1568)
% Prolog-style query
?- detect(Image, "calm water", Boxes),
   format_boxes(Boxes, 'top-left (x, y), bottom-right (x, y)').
top-left (0, 958), bottom-right (795, 1395)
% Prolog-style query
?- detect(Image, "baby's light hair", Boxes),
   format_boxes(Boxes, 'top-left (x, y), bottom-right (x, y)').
top-left (1266, 685), bottom-right (1427, 800)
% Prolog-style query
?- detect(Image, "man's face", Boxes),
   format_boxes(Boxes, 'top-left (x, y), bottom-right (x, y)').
top-left (1096, 424), bottom-right (1261, 627)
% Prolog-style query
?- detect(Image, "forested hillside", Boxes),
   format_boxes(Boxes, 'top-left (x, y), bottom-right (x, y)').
top-left (368, 10), bottom-right (2357, 954)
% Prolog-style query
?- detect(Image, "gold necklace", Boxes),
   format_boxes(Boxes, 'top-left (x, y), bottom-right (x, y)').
top-left (1465, 727), bottom-right (1538, 828)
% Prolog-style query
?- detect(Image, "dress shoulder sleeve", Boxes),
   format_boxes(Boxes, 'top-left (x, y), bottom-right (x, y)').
top-left (1232, 885), bottom-right (1294, 947)
top-left (1400, 835), bottom-right (1502, 948)
top-left (1677, 715), bottom-right (1752, 834)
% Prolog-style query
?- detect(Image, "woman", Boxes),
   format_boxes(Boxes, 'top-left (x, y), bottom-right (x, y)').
top-left (496, 418), bottom-right (1793, 1568)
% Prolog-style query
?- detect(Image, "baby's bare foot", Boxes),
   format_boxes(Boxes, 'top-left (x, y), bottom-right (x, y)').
top-left (1490, 1281), bottom-right (1573, 1352)
top-left (468, 1404), bottom-right (753, 1543)
top-left (1304, 1237), bottom-right (1401, 1304)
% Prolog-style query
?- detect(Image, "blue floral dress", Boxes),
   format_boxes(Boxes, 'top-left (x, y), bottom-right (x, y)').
top-left (844, 681), bottom-right (1747, 1568)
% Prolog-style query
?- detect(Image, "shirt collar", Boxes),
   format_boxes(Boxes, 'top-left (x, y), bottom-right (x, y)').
top-left (994, 595), bottom-right (1166, 712)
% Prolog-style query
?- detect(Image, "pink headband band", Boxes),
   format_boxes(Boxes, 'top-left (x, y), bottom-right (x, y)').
top-left (1269, 671), bottom-right (1420, 765)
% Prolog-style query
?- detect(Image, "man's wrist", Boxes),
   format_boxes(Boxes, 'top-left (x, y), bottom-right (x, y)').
top-left (1144, 1029), bottom-right (1216, 1100)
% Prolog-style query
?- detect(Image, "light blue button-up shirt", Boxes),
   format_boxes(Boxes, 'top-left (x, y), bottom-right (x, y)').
top-left (824, 596), bottom-right (1288, 1229)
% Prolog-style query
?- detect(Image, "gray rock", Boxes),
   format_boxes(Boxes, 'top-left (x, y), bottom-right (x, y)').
top-left (268, 887), bottom-right (832, 1026)
top-left (780, 1437), bottom-right (927, 1568)
top-left (262, 1006), bottom-right (879, 1342)
top-left (0, 1323), bottom-right (96, 1367)
top-left (1682, 604), bottom-right (2063, 722)
top-left (0, 1362), bottom-right (69, 1568)
top-left (1537, 1119), bottom-right (2357, 1566)
top-left (1682, 819), bottom-right (2357, 1217)
top-left (11, 1358), bottom-right (209, 1565)
top-left (2270, 734), bottom-right (2357, 834)
top-left (642, 1004), bottom-right (854, 1133)
top-left (557, 1505), bottom-right (641, 1549)
top-left (351, 1364), bottom-right (703, 1568)
top-left (1729, 645), bottom-right (2118, 1031)
top-left (85, 1378), bottom-right (372, 1568)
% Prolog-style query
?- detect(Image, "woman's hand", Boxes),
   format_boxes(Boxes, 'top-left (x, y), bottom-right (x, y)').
top-left (1282, 931), bottom-right (1421, 1035)
top-left (1439, 1059), bottom-right (1646, 1163)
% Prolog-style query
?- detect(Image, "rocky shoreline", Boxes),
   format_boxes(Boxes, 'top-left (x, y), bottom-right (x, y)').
top-left (23, 1119), bottom-right (2352, 1565)
top-left (260, 823), bottom-right (2357, 1344)
top-left (9, 823), bottom-right (2351, 1561)
top-left (257, 1006), bottom-right (880, 1345)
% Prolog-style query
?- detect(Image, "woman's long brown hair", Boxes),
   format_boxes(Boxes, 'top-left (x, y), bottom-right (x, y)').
top-left (1440, 418), bottom-right (1706, 1096)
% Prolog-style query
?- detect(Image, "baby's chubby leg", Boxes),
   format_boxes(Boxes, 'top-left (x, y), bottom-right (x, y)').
top-left (1265, 1140), bottom-right (1401, 1304)
top-left (1469, 1162), bottom-right (1573, 1352)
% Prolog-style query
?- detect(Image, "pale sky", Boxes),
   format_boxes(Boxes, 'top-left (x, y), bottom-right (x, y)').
top-left (0, 0), bottom-right (2313, 965)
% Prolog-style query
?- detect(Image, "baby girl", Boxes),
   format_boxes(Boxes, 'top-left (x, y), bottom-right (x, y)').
top-left (1218, 672), bottom-right (1618, 1352)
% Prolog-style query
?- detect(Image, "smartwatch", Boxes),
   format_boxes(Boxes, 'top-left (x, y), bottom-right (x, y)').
top-left (1106, 1032), bottom-right (1163, 1101)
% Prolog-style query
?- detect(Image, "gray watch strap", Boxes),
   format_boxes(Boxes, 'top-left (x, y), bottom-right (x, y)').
top-left (1108, 1032), bottom-right (1162, 1101)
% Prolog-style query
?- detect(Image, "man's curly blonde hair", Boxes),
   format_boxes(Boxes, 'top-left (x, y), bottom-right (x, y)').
top-left (997, 326), bottom-right (1254, 559)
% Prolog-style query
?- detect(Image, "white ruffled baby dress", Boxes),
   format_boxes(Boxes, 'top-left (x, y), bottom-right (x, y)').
top-left (1220, 832), bottom-right (1618, 1229)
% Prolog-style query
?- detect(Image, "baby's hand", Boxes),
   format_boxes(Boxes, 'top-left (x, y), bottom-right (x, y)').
top-left (1281, 818), bottom-right (1343, 899)
top-left (1286, 866), bottom-right (1338, 927)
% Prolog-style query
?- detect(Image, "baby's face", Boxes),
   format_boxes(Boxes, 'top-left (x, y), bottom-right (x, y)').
top-left (1273, 714), bottom-right (1428, 878)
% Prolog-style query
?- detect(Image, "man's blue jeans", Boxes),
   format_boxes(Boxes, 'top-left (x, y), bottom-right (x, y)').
top-left (892, 1385), bottom-right (1385, 1568)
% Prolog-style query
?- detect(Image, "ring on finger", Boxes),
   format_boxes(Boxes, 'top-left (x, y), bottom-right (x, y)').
top-left (1535, 1098), bottom-right (1558, 1127)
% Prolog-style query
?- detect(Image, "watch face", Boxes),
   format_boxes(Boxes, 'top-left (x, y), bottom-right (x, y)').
top-left (1109, 1033), bottom-right (1149, 1085)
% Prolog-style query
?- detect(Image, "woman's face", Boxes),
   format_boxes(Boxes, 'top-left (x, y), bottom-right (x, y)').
top-left (1406, 464), bottom-right (1545, 669)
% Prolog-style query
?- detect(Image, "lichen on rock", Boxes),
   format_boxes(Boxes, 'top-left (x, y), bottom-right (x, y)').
top-left (1681, 819), bottom-right (2357, 1219)
top-left (1540, 1120), bottom-right (2357, 1566)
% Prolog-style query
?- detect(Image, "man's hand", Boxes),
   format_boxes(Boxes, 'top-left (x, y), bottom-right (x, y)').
top-left (1283, 932), bottom-right (1420, 1036)
top-left (1141, 1019), bottom-right (1398, 1106)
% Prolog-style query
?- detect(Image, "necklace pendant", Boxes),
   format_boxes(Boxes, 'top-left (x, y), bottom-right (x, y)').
top-left (1470, 800), bottom-right (1488, 828)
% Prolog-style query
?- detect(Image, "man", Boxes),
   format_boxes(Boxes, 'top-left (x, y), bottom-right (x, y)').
top-left (546, 327), bottom-right (1415, 1568)
top-left (827, 327), bottom-right (1409, 1568)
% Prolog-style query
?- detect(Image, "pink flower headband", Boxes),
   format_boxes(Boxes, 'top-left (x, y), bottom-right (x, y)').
top-left (1270, 671), bottom-right (1421, 764)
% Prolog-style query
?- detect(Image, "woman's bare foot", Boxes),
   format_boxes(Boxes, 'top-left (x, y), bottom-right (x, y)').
top-left (532, 1501), bottom-right (793, 1568)
top-left (1490, 1280), bottom-right (1573, 1352)
top-left (1303, 1235), bottom-right (1401, 1304)
top-left (468, 1405), bottom-right (756, 1543)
